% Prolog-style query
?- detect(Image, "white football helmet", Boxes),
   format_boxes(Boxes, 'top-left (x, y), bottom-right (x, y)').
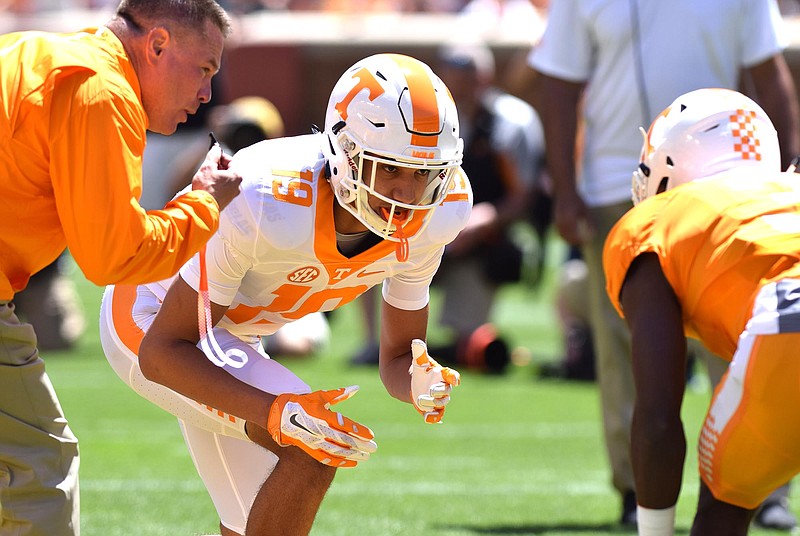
top-left (323, 53), bottom-right (463, 247)
top-left (632, 88), bottom-right (780, 205)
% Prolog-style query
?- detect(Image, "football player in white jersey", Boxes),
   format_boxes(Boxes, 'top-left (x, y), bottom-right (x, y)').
top-left (99, 53), bottom-right (472, 536)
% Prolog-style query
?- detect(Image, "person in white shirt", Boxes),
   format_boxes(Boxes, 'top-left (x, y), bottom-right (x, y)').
top-left (528, 0), bottom-right (800, 527)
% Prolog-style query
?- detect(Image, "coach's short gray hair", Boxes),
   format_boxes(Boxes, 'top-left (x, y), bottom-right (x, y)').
top-left (115, 0), bottom-right (232, 38)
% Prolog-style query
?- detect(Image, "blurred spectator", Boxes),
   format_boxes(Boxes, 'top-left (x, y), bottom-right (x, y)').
top-left (458, 0), bottom-right (546, 39)
top-left (332, 0), bottom-right (465, 11)
top-left (265, 0), bottom-right (466, 11)
top-left (778, 0), bottom-right (800, 15)
top-left (12, 253), bottom-right (86, 351)
top-left (538, 248), bottom-right (596, 381)
top-left (165, 95), bottom-right (286, 196)
top-left (0, 0), bottom-right (470, 9)
top-left (351, 42), bottom-right (546, 374)
top-left (431, 42), bottom-right (545, 374)
top-left (1, 0), bottom-right (115, 12)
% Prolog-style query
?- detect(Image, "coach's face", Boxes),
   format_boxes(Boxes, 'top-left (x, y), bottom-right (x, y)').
top-left (139, 20), bottom-right (223, 135)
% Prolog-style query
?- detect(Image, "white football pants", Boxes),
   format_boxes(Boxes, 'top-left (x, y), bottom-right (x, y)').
top-left (99, 284), bottom-right (310, 534)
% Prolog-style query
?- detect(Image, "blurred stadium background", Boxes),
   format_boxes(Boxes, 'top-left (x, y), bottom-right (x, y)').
top-left (6, 2), bottom-right (800, 533)
top-left (38, 246), bottom-right (794, 535)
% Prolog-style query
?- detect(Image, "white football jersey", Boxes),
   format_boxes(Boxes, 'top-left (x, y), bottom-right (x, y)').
top-left (146, 134), bottom-right (472, 341)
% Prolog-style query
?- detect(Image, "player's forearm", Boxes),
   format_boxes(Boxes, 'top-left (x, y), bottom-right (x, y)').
top-left (379, 354), bottom-right (414, 404)
top-left (139, 337), bottom-right (272, 429)
top-left (630, 409), bottom-right (686, 508)
top-left (116, 194), bottom-right (219, 282)
top-left (67, 193), bottom-right (218, 287)
top-left (378, 301), bottom-right (429, 404)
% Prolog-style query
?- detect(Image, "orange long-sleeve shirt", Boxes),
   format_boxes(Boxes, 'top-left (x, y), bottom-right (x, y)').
top-left (0, 27), bottom-right (219, 300)
top-left (604, 169), bottom-right (800, 359)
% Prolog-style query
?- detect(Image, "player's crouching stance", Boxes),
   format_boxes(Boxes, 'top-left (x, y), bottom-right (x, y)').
top-left (99, 53), bottom-right (470, 536)
top-left (604, 88), bottom-right (800, 536)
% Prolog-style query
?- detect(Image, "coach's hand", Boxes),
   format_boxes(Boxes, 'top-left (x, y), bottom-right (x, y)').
top-left (409, 339), bottom-right (461, 424)
top-left (192, 144), bottom-right (242, 210)
top-left (267, 386), bottom-right (377, 468)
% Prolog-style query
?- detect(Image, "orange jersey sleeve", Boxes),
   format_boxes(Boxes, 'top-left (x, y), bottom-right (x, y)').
top-left (603, 170), bottom-right (800, 359)
top-left (0, 28), bottom-right (219, 299)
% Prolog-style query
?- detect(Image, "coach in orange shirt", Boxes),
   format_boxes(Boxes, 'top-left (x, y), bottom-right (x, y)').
top-left (604, 88), bottom-right (800, 536)
top-left (0, 1), bottom-right (241, 534)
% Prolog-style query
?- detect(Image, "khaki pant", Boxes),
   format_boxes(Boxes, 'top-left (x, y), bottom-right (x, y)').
top-left (0, 301), bottom-right (79, 536)
top-left (582, 201), bottom-right (636, 497)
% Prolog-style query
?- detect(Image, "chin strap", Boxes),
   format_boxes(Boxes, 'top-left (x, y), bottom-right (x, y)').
top-left (381, 208), bottom-right (410, 262)
top-left (393, 223), bottom-right (409, 262)
top-left (197, 245), bottom-right (248, 369)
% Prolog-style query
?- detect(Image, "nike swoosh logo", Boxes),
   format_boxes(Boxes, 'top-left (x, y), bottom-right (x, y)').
top-left (289, 413), bottom-right (313, 434)
top-left (357, 270), bottom-right (384, 278)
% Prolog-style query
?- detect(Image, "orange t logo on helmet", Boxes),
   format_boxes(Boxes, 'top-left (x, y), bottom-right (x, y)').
top-left (335, 55), bottom-right (444, 150)
top-left (335, 68), bottom-right (385, 121)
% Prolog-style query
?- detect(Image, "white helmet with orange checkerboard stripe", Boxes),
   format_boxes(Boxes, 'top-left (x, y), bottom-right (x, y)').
top-left (632, 88), bottom-right (780, 205)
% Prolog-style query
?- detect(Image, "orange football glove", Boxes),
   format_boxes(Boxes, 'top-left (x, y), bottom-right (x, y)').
top-left (267, 386), bottom-right (377, 468)
top-left (409, 339), bottom-right (461, 424)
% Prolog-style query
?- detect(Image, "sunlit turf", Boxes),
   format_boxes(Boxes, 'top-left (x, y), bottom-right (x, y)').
top-left (41, 244), bottom-right (797, 535)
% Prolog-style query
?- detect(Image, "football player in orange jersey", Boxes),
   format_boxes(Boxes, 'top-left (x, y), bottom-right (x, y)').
top-left (100, 53), bottom-right (471, 536)
top-left (603, 87), bottom-right (800, 535)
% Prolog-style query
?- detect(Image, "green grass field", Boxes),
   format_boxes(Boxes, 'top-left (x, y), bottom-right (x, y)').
top-left (41, 244), bottom-right (798, 535)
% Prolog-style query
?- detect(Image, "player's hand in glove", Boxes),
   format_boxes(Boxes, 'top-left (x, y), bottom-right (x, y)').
top-left (409, 339), bottom-right (461, 424)
top-left (267, 385), bottom-right (377, 468)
